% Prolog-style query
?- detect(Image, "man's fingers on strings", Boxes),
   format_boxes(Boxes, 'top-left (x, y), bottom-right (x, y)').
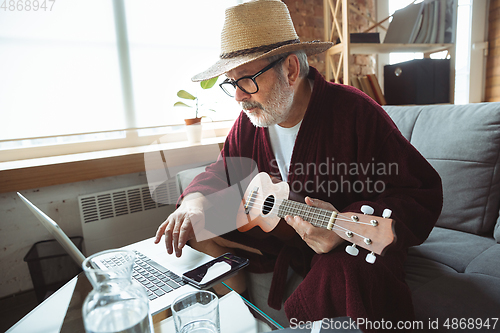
top-left (305, 196), bottom-right (338, 212)
top-left (305, 196), bottom-right (325, 208)
top-left (285, 215), bottom-right (306, 235)
top-left (299, 220), bottom-right (315, 242)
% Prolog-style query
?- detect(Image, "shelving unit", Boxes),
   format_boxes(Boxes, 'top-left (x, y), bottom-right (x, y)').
top-left (323, 0), bottom-right (457, 103)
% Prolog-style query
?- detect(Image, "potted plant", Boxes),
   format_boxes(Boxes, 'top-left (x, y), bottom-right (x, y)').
top-left (174, 77), bottom-right (218, 143)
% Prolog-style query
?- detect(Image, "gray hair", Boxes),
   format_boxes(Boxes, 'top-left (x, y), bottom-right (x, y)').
top-left (267, 50), bottom-right (309, 78)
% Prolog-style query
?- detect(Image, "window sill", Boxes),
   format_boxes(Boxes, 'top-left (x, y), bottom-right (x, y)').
top-left (0, 136), bottom-right (226, 194)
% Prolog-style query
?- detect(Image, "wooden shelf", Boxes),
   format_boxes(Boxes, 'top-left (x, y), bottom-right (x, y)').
top-left (328, 43), bottom-right (454, 56)
top-left (323, 0), bottom-right (457, 103)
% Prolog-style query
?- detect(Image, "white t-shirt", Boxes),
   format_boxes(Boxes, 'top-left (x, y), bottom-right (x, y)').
top-left (268, 120), bottom-right (302, 182)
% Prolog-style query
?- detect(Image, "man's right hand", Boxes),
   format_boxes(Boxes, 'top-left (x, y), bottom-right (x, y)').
top-left (154, 192), bottom-right (206, 257)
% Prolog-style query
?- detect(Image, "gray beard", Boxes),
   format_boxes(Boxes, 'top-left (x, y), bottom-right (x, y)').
top-left (241, 80), bottom-right (294, 128)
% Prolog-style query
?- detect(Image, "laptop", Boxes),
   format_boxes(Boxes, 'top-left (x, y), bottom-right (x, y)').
top-left (17, 192), bottom-right (213, 316)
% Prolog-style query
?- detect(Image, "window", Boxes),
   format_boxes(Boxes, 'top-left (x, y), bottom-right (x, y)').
top-left (0, 1), bottom-right (123, 141)
top-left (124, 0), bottom-right (240, 128)
top-left (454, 0), bottom-right (472, 104)
top-left (0, 0), bottom-right (239, 156)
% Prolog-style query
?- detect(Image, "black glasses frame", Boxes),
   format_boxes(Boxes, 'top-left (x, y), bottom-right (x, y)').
top-left (219, 57), bottom-right (285, 97)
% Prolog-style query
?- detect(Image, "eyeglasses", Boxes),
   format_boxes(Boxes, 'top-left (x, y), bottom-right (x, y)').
top-left (219, 57), bottom-right (284, 97)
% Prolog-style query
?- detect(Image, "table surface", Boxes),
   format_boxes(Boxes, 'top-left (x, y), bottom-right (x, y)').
top-left (153, 290), bottom-right (282, 333)
top-left (6, 238), bottom-right (283, 333)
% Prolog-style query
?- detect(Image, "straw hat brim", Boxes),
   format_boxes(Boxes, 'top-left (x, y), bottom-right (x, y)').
top-left (191, 40), bottom-right (333, 82)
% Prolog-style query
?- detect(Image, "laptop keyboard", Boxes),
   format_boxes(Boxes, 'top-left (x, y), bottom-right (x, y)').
top-left (99, 250), bottom-right (186, 301)
top-left (132, 250), bottom-right (186, 300)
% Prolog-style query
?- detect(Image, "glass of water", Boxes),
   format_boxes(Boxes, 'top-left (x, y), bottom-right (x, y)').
top-left (172, 290), bottom-right (220, 333)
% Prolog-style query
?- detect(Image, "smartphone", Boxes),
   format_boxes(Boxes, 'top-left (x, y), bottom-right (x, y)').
top-left (182, 253), bottom-right (249, 289)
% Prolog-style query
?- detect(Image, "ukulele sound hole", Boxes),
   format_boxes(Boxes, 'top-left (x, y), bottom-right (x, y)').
top-left (262, 195), bottom-right (275, 215)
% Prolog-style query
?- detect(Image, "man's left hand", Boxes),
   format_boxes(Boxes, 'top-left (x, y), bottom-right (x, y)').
top-left (285, 197), bottom-right (345, 254)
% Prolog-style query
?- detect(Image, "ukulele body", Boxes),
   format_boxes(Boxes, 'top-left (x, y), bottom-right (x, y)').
top-left (236, 172), bottom-right (296, 240)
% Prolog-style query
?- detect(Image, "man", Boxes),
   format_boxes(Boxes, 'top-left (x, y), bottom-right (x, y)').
top-left (155, 0), bottom-right (442, 331)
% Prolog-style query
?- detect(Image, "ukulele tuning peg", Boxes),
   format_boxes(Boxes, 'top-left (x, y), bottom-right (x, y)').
top-left (365, 252), bottom-right (376, 264)
top-left (360, 205), bottom-right (374, 215)
top-left (345, 244), bottom-right (359, 256)
top-left (382, 209), bottom-right (392, 218)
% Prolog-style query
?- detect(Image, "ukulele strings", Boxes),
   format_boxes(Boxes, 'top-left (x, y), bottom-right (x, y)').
top-left (245, 196), bottom-right (375, 226)
top-left (244, 197), bottom-right (371, 240)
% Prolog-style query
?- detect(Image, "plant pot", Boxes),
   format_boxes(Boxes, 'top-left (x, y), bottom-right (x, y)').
top-left (184, 118), bottom-right (202, 144)
top-left (184, 117), bottom-right (202, 126)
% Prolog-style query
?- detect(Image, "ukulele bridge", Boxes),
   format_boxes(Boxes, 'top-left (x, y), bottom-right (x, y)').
top-left (244, 186), bottom-right (259, 214)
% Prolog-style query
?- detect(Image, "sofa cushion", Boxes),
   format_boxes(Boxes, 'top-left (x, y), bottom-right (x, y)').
top-left (404, 254), bottom-right (456, 292)
top-left (176, 165), bottom-right (210, 193)
top-left (408, 227), bottom-right (496, 273)
top-left (384, 103), bottom-right (500, 236)
top-left (405, 234), bottom-right (500, 330)
top-left (465, 244), bottom-right (500, 278)
top-left (410, 272), bottom-right (500, 330)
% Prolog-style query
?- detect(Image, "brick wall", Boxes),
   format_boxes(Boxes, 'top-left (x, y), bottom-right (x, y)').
top-left (283, 0), bottom-right (376, 79)
top-left (348, 0), bottom-right (377, 77)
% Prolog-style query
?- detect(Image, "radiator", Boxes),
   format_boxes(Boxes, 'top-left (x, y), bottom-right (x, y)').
top-left (78, 179), bottom-right (179, 255)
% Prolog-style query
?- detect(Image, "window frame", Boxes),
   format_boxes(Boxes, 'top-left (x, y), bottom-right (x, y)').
top-left (0, 121), bottom-right (232, 163)
top-left (0, 0), bottom-right (238, 163)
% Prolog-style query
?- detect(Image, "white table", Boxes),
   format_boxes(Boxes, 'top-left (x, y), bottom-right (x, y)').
top-left (7, 237), bottom-right (213, 333)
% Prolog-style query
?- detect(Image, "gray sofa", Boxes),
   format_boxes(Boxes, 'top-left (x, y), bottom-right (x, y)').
top-left (385, 103), bottom-right (500, 331)
top-left (178, 102), bottom-right (500, 331)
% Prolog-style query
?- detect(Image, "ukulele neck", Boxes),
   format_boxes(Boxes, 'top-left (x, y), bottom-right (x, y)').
top-left (277, 199), bottom-right (333, 229)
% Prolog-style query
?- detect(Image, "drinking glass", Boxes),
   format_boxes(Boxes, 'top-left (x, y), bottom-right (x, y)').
top-left (171, 290), bottom-right (220, 333)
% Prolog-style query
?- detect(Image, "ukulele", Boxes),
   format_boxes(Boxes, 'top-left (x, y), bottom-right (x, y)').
top-left (236, 172), bottom-right (396, 263)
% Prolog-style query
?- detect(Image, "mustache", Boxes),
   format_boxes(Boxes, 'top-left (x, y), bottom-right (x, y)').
top-left (241, 101), bottom-right (263, 111)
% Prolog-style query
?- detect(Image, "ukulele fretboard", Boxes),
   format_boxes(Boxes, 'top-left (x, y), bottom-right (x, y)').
top-left (277, 199), bottom-right (334, 229)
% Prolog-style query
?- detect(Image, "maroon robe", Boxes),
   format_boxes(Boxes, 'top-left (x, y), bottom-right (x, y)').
top-left (181, 67), bottom-right (443, 331)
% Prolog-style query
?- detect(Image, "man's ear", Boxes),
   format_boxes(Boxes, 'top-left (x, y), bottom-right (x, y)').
top-left (283, 54), bottom-right (300, 86)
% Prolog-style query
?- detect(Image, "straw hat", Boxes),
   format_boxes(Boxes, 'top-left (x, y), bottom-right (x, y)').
top-left (191, 0), bottom-right (333, 82)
